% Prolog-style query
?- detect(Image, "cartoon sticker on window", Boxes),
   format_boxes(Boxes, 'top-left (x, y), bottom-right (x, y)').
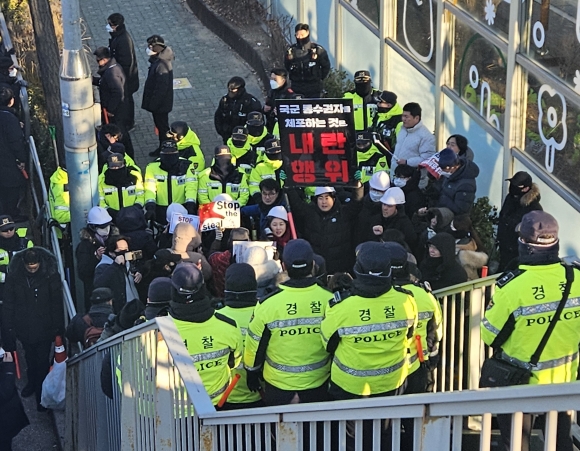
top-left (403, 0), bottom-right (434, 63)
top-left (537, 84), bottom-right (567, 173)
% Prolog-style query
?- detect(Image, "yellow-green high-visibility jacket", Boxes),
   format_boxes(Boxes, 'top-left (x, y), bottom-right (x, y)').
top-left (219, 304), bottom-right (262, 404)
top-left (248, 159), bottom-right (284, 196)
top-left (226, 137), bottom-right (254, 176)
top-left (100, 154), bottom-right (137, 174)
top-left (197, 166), bottom-right (249, 206)
top-left (172, 312), bottom-right (243, 405)
top-left (177, 128), bottom-right (206, 174)
top-left (98, 168), bottom-right (145, 212)
top-left (401, 282), bottom-right (443, 375)
top-left (144, 159), bottom-right (198, 206)
top-left (372, 102), bottom-right (403, 150)
top-left (49, 166), bottom-right (70, 225)
top-left (343, 89), bottom-right (380, 131)
top-left (320, 286), bottom-right (417, 396)
top-left (356, 146), bottom-right (389, 184)
top-left (481, 263), bottom-right (580, 385)
top-left (244, 278), bottom-right (331, 391)
top-left (0, 229), bottom-right (33, 283)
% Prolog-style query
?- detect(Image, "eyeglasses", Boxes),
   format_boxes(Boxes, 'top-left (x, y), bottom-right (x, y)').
top-left (261, 191), bottom-right (277, 197)
top-left (0, 227), bottom-right (14, 232)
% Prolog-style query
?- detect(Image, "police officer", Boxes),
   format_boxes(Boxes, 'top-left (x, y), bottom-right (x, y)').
top-left (0, 215), bottom-right (32, 308)
top-left (169, 262), bottom-right (242, 407)
top-left (343, 70), bottom-right (381, 132)
top-left (264, 67), bottom-right (297, 132)
top-left (166, 121), bottom-right (205, 173)
top-left (144, 141), bottom-right (198, 224)
top-left (481, 211), bottom-right (580, 451)
top-left (214, 76), bottom-right (262, 144)
top-left (226, 126), bottom-right (253, 175)
top-left (284, 23), bottom-right (330, 98)
top-left (248, 138), bottom-right (286, 201)
top-left (370, 90), bottom-right (403, 152)
top-left (354, 131), bottom-right (389, 185)
top-left (246, 111), bottom-right (275, 163)
top-left (197, 145), bottom-right (249, 207)
top-left (244, 239), bottom-right (331, 406)
top-left (217, 263), bottom-right (264, 408)
top-left (98, 153), bottom-right (144, 221)
top-left (48, 165), bottom-right (70, 231)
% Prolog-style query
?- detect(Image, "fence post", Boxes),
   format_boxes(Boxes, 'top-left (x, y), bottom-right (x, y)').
top-left (121, 339), bottom-right (137, 451)
top-left (155, 336), bottom-right (175, 450)
top-left (468, 286), bottom-right (484, 390)
top-left (278, 421), bottom-right (301, 451)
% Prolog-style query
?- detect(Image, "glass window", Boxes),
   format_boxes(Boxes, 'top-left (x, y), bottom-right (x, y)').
top-left (345, 0), bottom-right (380, 27)
top-left (524, 0), bottom-right (580, 93)
top-left (395, 0), bottom-right (437, 71)
top-left (452, 20), bottom-right (507, 132)
top-left (453, 0), bottom-right (510, 40)
top-left (523, 72), bottom-right (580, 197)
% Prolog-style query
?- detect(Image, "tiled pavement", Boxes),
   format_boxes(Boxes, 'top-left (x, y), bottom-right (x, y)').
top-left (80, 0), bottom-right (265, 169)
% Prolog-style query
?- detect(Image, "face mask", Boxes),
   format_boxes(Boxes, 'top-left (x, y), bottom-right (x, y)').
top-left (160, 154), bottom-right (179, 169)
top-left (9, 68), bottom-right (17, 78)
top-left (296, 36), bottom-right (310, 47)
top-left (509, 184), bottom-right (524, 196)
top-left (266, 152), bottom-right (282, 161)
top-left (95, 225), bottom-right (110, 237)
top-left (247, 125), bottom-right (263, 137)
top-left (440, 171), bottom-right (452, 177)
top-left (393, 177), bottom-right (407, 188)
top-left (355, 82), bottom-right (372, 98)
top-left (105, 24), bottom-right (114, 32)
top-left (146, 48), bottom-right (157, 56)
top-left (377, 106), bottom-right (392, 114)
top-left (232, 138), bottom-right (247, 148)
top-left (270, 79), bottom-right (281, 90)
top-left (369, 190), bottom-right (383, 203)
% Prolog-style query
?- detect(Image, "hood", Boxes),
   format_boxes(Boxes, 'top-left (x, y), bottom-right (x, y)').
top-left (448, 158), bottom-right (480, 181)
top-left (520, 183), bottom-right (541, 207)
top-left (457, 249), bottom-right (488, 268)
top-left (50, 167), bottom-right (68, 184)
top-left (376, 102), bottom-right (403, 121)
top-left (427, 232), bottom-right (456, 268)
top-left (247, 128), bottom-right (268, 144)
top-left (172, 222), bottom-right (202, 256)
top-left (116, 205), bottom-right (147, 232)
top-left (8, 246), bottom-right (58, 277)
top-left (177, 128), bottom-right (201, 151)
top-left (240, 246), bottom-right (281, 288)
top-left (427, 207), bottom-right (454, 232)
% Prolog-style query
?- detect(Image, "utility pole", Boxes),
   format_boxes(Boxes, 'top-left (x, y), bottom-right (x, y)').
top-left (60, 0), bottom-right (100, 310)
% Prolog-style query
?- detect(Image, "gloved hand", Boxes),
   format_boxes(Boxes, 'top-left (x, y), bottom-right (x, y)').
top-left (246, 369), bottom-right (262, 392)
top-left (215, 228), bottom-right (224, 241)
top-left (184, 202), bottom-right (197, 215)
top-left (427, 353), bottom-right (440, 371)
top-left (279, 170), bottom-right (287, 181)
top-left (354, 170), bottom-right (362, 181)
top-left (144, 203), bottom-right (156, 221)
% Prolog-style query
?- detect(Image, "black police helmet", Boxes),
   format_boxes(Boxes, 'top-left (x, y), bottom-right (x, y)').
top-left (170, 121), bottom-right (189, 140)
top-left (246, 111), bottom-right (264, 126)
top-left (265, 138), bottom-right (282, 154)
top-left (227, 76), bottom-right (245, 91)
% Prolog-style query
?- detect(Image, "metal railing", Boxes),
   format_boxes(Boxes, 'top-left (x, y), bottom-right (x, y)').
top-left (66, 308), bottom-right (580, 451)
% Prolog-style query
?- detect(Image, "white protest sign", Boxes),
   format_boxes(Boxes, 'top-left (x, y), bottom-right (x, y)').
top-left (169, 213), bottom-right (200, 233)
top-left (199, 200), bottom-right (241, 232)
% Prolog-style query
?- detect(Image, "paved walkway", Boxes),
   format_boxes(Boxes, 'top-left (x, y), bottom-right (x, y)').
top-left (80, 0), bottom-right (264, 169)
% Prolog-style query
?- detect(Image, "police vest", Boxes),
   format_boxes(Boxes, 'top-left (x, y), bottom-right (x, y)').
top-left (226, 137), bottom-right (254, 175)
top-left (144, 160), bottom-right (198, 206)
top-left (320, 287), bottom-right (418, 395)
top-left (196, 167), bottom-right (250, 206)
top-left (343, 91), bottom-right (380, 131)
top-left (244, 281), bottom-right (331, 391)
top-left (98, 169), bottom-right (145, 211)
top-left (402, 283), bottom-right (443, 375)
top-left (356, 146), bottom-right (389, 184)
top-left (248, 159), bottom-right (284, 196)
top-left (172, 313), bottom-right (243, 405)
top-left (49, 167), bottom-right (70, 225)
top-left (219, 305), bottom-right (262, 404)
top-left (481, 263), bottom-right (580, 385)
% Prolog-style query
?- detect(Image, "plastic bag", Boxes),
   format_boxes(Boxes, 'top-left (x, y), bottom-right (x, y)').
top-left (41, 360), bottom-right (66, 410)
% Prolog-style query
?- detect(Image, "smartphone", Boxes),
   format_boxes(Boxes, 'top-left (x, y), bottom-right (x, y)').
top-left (125, 250), bottom-right (143, 261)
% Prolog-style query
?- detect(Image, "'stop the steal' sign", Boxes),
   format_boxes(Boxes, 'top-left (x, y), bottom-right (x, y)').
top-left (198, 200), bottom-right (241, 232)
top-left (276, 98), bottom-right (358, 187)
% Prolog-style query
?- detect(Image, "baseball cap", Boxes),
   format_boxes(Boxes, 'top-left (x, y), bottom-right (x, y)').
top-left (517, 210), bottom-right (559, 245)
top-left (506, 171), bottom-right (532, 188)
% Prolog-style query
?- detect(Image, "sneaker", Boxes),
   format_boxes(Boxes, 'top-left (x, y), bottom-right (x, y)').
top-left (149, 147), bottom-right (161, 157)
top-left (21, 385), bottom-right (35, 398)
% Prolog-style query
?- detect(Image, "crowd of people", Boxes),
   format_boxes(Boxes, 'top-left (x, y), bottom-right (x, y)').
top-left (1, 15), bottom-right (579, 451)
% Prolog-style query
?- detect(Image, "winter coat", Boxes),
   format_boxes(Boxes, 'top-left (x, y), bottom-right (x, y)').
top-left (497, 183), bottom-right (542, 270)
top-left (370, 208), bottom-right (418, 251)
top-left (436, 158), bottom-right (480, 215)
top-left (94, 255), bottom-right (139, 314)
top-left (419, 232), bottom-right (468, 291)
top-left (457, 246), bottom-right (488, 280)
top-left (214, 88), bottom-right (262, 141)
top-left (171, 222), bottom-right (212, 281)
top-left (355, 195), bottom-right (383, 246)
top-left (399, 169), bottom-right (426, 218)
top-left (116, 206), bottom-right (158, 260)
top-left (1, 247), bottom-right (64, 347)
top-left (239, 246), bottom-right (281, 299)
top-left (75, 226), bottom-right (119, 287)
top-left (0, 361), bottom-right (29, 439)
top-left (391, 120), bottom-right (436, 175)
top-left (65, 303), bottom-right (113, 344)
top-left (288, 187), bottom-right (363, 274)
top-left (108, 24), bottom-right (139, 94)
top-left (0, 105), bottom-right (27, 188)
top-left (96, 58), bottom-right (126, 115)
top-left (413, 207), bottom-right (454, 262)
top-left (141, 46), bottom-right (174, 114)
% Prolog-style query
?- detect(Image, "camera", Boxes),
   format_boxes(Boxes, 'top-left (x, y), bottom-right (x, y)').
top-left (125, 250), bottom-right (143, 261)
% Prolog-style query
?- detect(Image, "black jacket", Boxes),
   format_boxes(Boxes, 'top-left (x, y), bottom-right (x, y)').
top-left (497, 183), bottom-right (542, 270)
top-left (96, 58), bottom-right (126, 115)
top-left (284, 41), bottom-right (330, 97)
top-left (355, 195), bottom-right (382, 245)
top-left (108, 24), bottom-right (139, 94)
top-left (65, 303), bottom-right (113, 344)
top-left (141, 46), bottom-right (174, 114)
top-left (0, 105), bottom-right (27, 188)
top-left (419, 232), bottom-right (468, 291)
top-left (93, 255), bottom-right (139, 314)
top-left (436, 158), bottom-right (480, 215)
top-left (289, 188), bottom-right (362, 274)
top-left (370, 207), bottom-right (418, 251)
top-left (1, 247), bottom-right (64, 347)
top-left (264, 84), bottom-right (297, 132)
top-left (0, 361), bottom-right (29, 439)
top-left (116, 205), bottom-right (158, 261)
top-left (214, 88), bottom-right (262, 141)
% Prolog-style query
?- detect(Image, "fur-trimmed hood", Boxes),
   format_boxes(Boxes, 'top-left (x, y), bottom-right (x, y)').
top-left (520, 183), bottom-right (541, 207)
top-left (8, 246), bottom-right (58, 277)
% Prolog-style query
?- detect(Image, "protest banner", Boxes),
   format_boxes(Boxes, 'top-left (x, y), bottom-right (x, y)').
top-left (232, 241), bottom-right (276, 262)
top-left (198, 200), bottom-right (241, 232)
top-left (277, 98), bottom-right (357, 187)
top-left (169, 213), bottom-right (200, 233)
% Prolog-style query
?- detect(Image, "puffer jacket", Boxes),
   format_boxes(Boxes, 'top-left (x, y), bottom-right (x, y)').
top-left (239, 246), bottom-right (281, 299)
top-left (436, 158), bottom-right (480, 214)
top-left (116, 205), bottom-right (158, 260)
top-left (391, 120), bottom-right (436, 175)
top-left (141, 46), bottom-right (174, 114)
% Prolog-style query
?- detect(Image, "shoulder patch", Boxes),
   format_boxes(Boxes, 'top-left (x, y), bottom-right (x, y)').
top-left (496, 269), bottom-right (525, 288)
top-left (259, 287), bottom-right (282, 304)
top-left (214, 312), bottom-right (237, 328)
top-left (329, 290), bottom-right (351, 308)
top-left (394, 286), bottom-right (414, 296)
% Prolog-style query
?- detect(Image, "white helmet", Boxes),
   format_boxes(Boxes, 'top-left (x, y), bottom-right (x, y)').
top-left (214, 193), bottom-right (234, 203)
top-left (314, 186), bottom-right (336, 197)
top-left (166, 202), bottom-right (188, 223)
top-left (380, 187), bottom-right (406, 205)
top-left (369, 171), bottom-right (390, 191)
top-left (87, 206), bottom-right (112, 226)
top-left (267, 206), bottom-right (288, 221)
